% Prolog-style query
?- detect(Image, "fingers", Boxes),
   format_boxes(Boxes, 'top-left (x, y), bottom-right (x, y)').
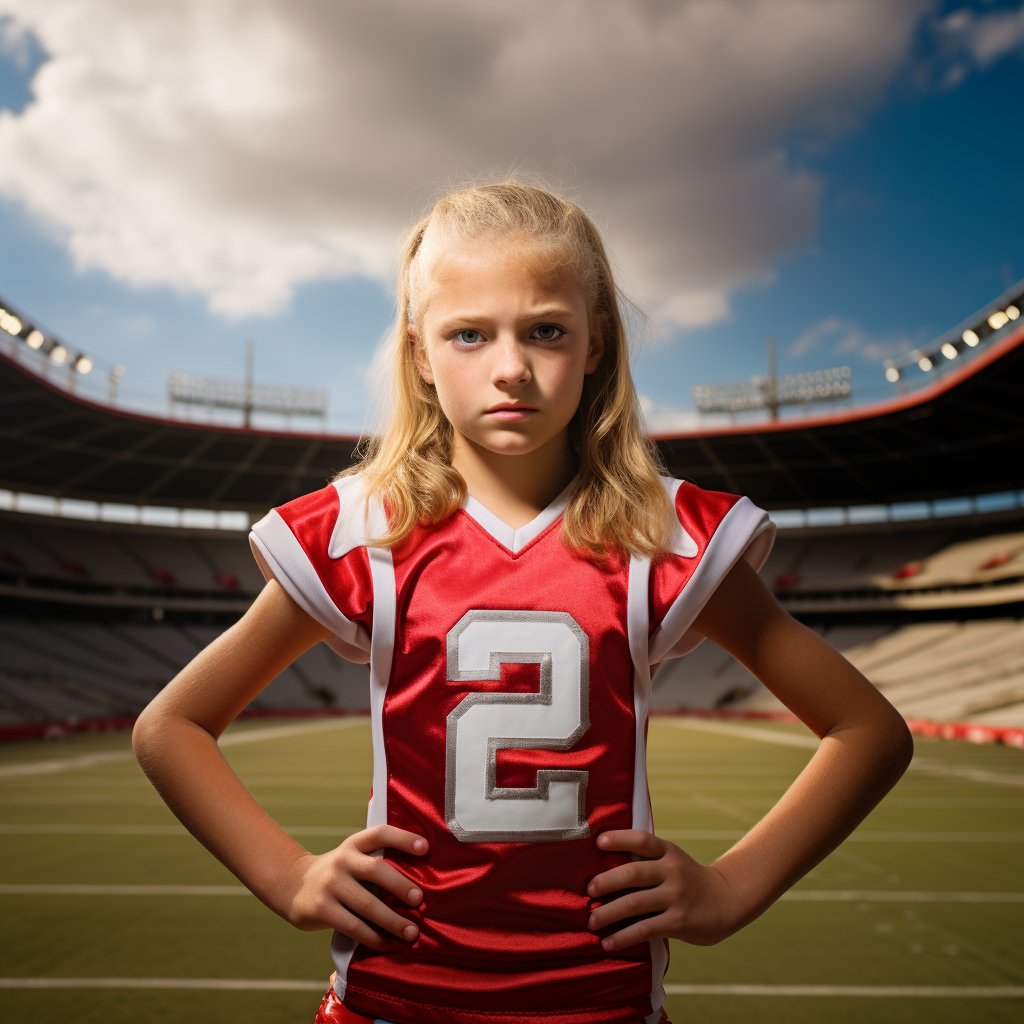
top-left (588, 858), bottom-right (664, 898)
top-left (314, 899), bottom-right (393, 952)
top-left (598, 911), bottom-right (670, 952)
top-left (351, 824), bottom-right (428, 858)
top-left (329, 874), bottom-right (421, 946)
top-left (595, 829), bottom-right (666, 858)
top-left (589, 879), bottom-right (664, 926)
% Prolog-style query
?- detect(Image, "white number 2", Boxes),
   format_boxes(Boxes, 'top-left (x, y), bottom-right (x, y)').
top-left (444, 610), bottom-right (590, 843)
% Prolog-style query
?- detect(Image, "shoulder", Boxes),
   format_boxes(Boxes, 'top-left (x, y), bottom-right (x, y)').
top-left (263, 474), bottom-right (387, 560)
top-left (658, 475), bottom-right (769, 562)
top-left (649, 476), bottom-right (776, 660)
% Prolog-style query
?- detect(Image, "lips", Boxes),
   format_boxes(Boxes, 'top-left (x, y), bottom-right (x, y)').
top-left (485, 399), bottom-right (536, 415)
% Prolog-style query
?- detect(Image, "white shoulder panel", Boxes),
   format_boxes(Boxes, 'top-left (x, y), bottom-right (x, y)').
top-left (249, 509), bottom-right (371, 664)
top-left (660, 476), bottom-right (698, 558)
top-left (648, 496), bottom-right (776, 664)
top-left (328, 474), bottom-right (388, 560)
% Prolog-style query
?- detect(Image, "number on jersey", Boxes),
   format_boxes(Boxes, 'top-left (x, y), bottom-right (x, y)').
top-left (444, 610), bottom-right (591, 842)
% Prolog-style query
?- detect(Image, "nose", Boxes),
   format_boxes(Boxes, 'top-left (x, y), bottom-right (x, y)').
top-left (490, 334), bottom-right (531, 388)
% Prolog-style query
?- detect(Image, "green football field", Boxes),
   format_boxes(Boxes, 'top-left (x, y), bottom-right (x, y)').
top-left (1, 717), bottom-right (1022, 1024)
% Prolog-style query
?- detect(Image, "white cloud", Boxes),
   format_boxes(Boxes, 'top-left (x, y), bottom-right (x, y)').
top-left (940, 4), bottom-right (1024, 69)
top-left (788, 315), bottom-right (917, 363)
top-left (638, 391), bottom-right (702, 433)
top-left (0, 0), bottom-right (936, 322)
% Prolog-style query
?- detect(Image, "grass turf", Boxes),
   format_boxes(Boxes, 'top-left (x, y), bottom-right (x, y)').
top-left (0, 718), bottom-right (1021, 1023)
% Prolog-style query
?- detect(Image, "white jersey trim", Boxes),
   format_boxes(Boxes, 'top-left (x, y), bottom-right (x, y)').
top-left (328, 475), bottom-right (389, 560)
top-left (366, 546), bottom-right (396, 829)
top-left (461, 476), bottom-right (576, 554)
top-left (249, 510), bottom-right (371, 663)
top-left (628, 553), bottom-right (668, 1018)
top-left (648, 494), bottom-right (776, 664)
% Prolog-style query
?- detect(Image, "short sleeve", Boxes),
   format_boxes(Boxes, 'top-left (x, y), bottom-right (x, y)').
top-left (249, 476), bottom-right (379, 664)
top-left (647, 477), bottom-right (775, 663)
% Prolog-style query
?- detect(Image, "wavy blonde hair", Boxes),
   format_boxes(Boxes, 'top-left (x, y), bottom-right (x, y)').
top-left (342, 181), bottom-right (673, 558)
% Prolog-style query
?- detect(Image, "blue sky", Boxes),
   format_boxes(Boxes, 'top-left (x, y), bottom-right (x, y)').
top-left (0, 1), bottom-right (1020, 433)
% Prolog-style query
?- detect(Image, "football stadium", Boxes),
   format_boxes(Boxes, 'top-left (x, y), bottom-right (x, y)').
top-left (0, 279), bottom-right (1022, 1024)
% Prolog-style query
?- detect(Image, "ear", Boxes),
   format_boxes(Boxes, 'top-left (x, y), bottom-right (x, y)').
top-left (410, 325), bottom-right (434, 385)
top-left (584, 317), bottom-right (605, 375)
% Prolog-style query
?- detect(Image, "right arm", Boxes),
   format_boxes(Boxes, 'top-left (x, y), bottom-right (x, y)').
top-left (132, 579), bottom-right (426, 950)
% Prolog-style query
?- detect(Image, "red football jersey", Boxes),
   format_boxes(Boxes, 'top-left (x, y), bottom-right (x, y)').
top-left (250, 475), bottom-right (774, 1024)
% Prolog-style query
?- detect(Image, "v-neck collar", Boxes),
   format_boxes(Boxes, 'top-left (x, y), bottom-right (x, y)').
top-left (460, 476), bottom-right (577, 554)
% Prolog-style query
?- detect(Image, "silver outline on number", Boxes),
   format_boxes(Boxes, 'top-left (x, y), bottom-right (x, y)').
top-left (445, 610), bottom-right (590, 843)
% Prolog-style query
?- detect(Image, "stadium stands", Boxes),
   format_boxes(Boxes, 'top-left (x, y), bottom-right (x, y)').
top-left (2, 499), bottom-right (1021, 730)
top-left (0, 290), bottom-right (1021, 740)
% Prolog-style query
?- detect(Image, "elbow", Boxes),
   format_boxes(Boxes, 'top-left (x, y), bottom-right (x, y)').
top-left (132, 698), bottom-right (165, 769)
top-left (131, 707), bottom-right (153, 766)
top-left (881, 705), bottom-right (914, 781)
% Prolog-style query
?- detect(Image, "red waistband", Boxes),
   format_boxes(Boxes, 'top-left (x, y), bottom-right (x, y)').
top-left (313, 981), bottom-right (672, 1024)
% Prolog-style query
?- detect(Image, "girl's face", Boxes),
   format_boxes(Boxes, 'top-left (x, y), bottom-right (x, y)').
top-left (410, 238), bottom-right (604, 461)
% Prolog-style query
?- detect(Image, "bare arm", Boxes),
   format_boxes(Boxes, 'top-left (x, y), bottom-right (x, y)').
top-left (132, 580), bottom-right (426, 951)
top-left (588, 557), bottom-right (913, 949)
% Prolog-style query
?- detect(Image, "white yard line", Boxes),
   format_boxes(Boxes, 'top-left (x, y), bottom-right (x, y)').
top-left (0, 883), bottom-right (248, 895)
top-left (663, 984), bottom-right (1024, 997)
top-left (0, 977), bottom-right (326, 991)
top-left (661, 718), bottom-right (1024, 788)
top-left (0, 823), bottom-right (361, 836)
top-left (0, 978), bottom-right (1020, 997)
top-left (657, 828), bottom-right (1024, 843)
top-left (779, 890), bottom-right (1024, 903)
top-left (2, 884), bottom-right (1020, 904)
top-left (0, 718), bottom-right (369, 780)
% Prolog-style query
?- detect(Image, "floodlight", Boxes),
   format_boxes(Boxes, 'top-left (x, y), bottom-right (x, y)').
top-left (26, 329), bottom-right (44, 349)
top-left (50, 344), bottom-right (68, 365)
top-left (111, 364), bottom-right (125, 380)
top-left (940, 342), bottom-right (958, 360)
top-left (917, 355), bottom-right (933, 371)
top-left (1007, 305), bottom-right (1020, 320)
top-left (962, 329), bottom-right (979, 347)
top-left (884, 365), bottom-right (900, 383)
top-left (988, 310), bottom-right (1009, 330)
top-left (0, 311), bottom-right (22, 336)
top-left (74, 355), bottom-right (93, 374)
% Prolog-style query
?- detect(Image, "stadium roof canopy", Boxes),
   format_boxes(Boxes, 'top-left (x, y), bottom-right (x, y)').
top-left (1, 326), bottom-right (1021, 513)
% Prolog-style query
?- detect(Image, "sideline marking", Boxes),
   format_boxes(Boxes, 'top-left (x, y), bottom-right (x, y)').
top-left (662, 719), bottom-right (1024, 788)
top-left (0, 718), bottom-right (369, 780)
top-left (0, 824), bottom-right (361, 837)
top-left (0, 979), bottom-right (1020, 997)
top-left (0, 884), bottom-right (248, 896)
top-left (2, 884), bottom-right (1020, 904)
top-left (657, 828), bottom-right (1024, 843)
top-left (779, 890), bottom-right (1024, 903)
top-left (0, 978), bottom-right (326, 991)
top-left (663, 984), bottom-right (1024, 997)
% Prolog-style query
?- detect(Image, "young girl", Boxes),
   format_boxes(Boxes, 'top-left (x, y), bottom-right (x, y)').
top-left (133, 182), bottom-right (912, 1024)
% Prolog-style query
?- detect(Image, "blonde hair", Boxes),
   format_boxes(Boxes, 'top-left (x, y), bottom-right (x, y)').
top-left (343, 181), bottom-right (673, 559)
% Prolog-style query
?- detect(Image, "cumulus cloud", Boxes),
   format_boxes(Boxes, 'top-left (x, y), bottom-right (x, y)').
top-left (638, 391), bottom-right (702, 433)
top-left (789, 315), bottom-right (917, 362)
top-left (0, 0), bottom-right (935, 322)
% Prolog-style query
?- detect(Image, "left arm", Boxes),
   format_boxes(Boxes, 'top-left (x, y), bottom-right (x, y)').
top-left (587, 557), bottom-right (913, 949)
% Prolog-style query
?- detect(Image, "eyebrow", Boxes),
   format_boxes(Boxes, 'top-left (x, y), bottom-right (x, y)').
top-left (434, 309), bottom-right (576, 333)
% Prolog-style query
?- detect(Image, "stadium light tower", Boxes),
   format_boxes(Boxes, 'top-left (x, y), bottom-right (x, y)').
top-left (166, 342), bottom-right (328, 429)
top-left (692, 337), bottom-right (852, 420)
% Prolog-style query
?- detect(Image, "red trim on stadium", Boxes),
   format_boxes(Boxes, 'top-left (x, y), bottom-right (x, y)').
top-left (649, 324), bottom-right (1024, 439)
top-left (0, 347), bottom-right (359, 443)
top-left (4, 322), bottom-right (1022, 444)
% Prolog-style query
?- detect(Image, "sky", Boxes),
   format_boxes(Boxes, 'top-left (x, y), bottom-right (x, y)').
top-left (0, 0), bottom-right (1020, 434)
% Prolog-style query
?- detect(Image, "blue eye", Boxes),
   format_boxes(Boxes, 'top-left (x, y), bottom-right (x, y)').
top-left (531, 324), bottom-right (564, 341)
top-left (455, 329), bottom-right (483, 345)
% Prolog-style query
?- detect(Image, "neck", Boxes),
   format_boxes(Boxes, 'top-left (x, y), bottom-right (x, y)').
top-left (450, 430), bottom-right (577, 529)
